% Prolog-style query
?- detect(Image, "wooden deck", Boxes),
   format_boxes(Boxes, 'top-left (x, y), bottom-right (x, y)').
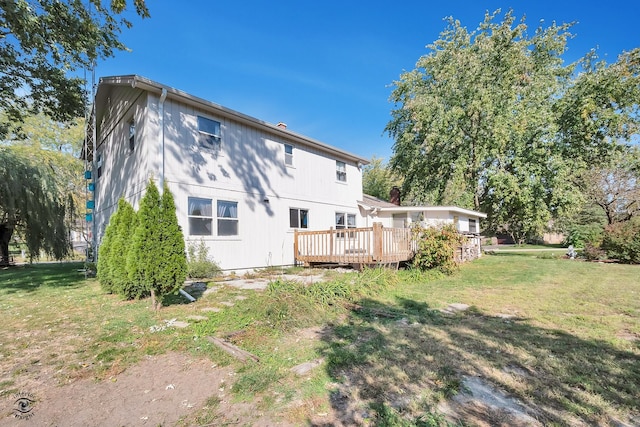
top-left (294, 223), bottom-right (416, 268)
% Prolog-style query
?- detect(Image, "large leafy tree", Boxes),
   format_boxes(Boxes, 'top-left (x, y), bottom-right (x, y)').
top-left (0, 145), bottom-right (69, 264)
top-left (387, 10), bottom-right (640, 242)
top-left (577, 148), bottom-right (640, 226)
top-left (0, 0), bottom-right (149, 136)
top-left (1, 113), bottom-right (86, 262)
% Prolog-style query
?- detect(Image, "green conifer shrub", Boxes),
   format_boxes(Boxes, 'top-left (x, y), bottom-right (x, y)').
top-left (126, 179), bottom-right (163, 304)
top-left (97, 203), bottom-right (120, 293)
top-left (157, 182), bottom-right (188, 301)
top-left (110, 199), bottom-right (138, 296)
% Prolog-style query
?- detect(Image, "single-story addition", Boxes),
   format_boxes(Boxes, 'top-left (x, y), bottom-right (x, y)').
top-left (358, 193), bottom-right (487, 234)
top-left (86, 75), bottom-right (487, 271)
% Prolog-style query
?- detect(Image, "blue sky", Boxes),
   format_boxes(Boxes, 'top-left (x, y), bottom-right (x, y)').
top-left (94, 1), bottom-right (640, 162)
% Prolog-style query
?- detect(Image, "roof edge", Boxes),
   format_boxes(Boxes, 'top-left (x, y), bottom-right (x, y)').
top-left (97, 75), bottom-right (369, 165)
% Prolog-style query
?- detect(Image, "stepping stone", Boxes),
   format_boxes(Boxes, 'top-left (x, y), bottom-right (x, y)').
top-left (220, 301), bottom-right (235, 307)
top-left (186, 315), bottom-right (208, 321)
top-left (170, 320), bottom-right (190, 328)
top-left (441, 303), bottom-right (470, 314)
top-left (201, 307), bottom-right (221, 312)
top-left (290, 358), bottom-right (324, 376)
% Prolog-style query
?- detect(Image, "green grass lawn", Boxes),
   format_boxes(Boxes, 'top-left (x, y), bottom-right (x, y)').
top-left (1, 257), bottom-right (638, 426)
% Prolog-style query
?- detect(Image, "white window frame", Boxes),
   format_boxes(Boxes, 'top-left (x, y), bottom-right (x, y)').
top-left (336, 160), bottom-right (347, 182)
top-left (335, 212), bottom-right (356, 237)
top-left (284, 143), bottom-right (293, 167)
top-left (289, 208), bottom-right (308, 229)
top-left (197, 115), bottom-right (221, 149)
top-left (188, 197), bottom-right (213, 236)
top-left (217, 200), bottom-right (238, 236)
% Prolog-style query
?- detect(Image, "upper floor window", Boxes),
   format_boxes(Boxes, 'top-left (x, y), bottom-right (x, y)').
top-left (188, 197), bottom-right (213, 236)
top-left (96, 152), bottom-right (103, 179)
top-left (336, 160), bottom-right (346, 182)
top-left (469, 218), bottom-right (477, 233)
top-left (197, 116), bottom-right (221, 149)
top-left (289, 208), bottom-right (308, 228)
top-left (128, 119), bottom-right (135, 152)
top-left (217, 200), bottom-right (238, 236)
top-left (284, 143), bottom-right (293, 166)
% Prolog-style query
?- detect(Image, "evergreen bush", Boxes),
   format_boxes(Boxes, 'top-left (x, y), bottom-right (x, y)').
top-left (157, 182), bottom-right (188, 300)
top-left (97, 205), bottom-right (120, 293)
top-left (127, 179), bottom-right (163, 304)
top-left (125, 180), bottom-right (188, 309)
top-left (110, 199), bottom-right (138, 297)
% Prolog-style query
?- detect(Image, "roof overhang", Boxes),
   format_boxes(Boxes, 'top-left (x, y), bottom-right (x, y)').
top-left (93, 75), bottom-right (369, 165)
top-left (357, 201), bottom-right (487, 219)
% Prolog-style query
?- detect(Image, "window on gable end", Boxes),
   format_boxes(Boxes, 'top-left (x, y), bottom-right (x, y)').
top-left (128, 119), bottom-right (135, 152)
top-left (336, 160), bottom-right (346, 182)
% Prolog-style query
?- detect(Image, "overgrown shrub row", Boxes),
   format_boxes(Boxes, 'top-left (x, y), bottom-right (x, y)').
top-left (565, 217), bottom-right (640, 264)
top-left (97, 180), bottom-right (187, 309)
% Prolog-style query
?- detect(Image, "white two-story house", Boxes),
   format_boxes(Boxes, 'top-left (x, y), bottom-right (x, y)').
top-left (89, 75), bottom-right (368, 271)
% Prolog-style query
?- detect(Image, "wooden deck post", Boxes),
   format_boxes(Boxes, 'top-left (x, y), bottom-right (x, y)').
top-left (293, 229), bottom-right (298, 266)
top-left (373, 222), bottom-right (383, 262)
top-left (329, 227), bottom-right (334, 258)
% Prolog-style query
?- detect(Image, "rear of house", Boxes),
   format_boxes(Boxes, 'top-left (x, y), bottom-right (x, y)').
top-left (89, 75), bottom-right (367, 271)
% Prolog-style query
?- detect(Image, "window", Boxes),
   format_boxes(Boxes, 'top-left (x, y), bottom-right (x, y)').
top-left (217, 200), bottom-right (238, 236)
top-left (128, 119), bottom-right (135, 152)
top-left (284, 144), bottom-right (293, 166)
top-left (197, 116), bottom-right (221, 148)
top-left (188, 197), bottom-right (213, 235)
top-left (96, 152), bottom-right (103, 179)
top-left (289, 208), bottom-right (308, 228)
top-left (336, 160), bottom-right (346, 182)
top-left (469, 218), bottom-right (477, 233)
top-left (336, 212), bottom-right (356, 237)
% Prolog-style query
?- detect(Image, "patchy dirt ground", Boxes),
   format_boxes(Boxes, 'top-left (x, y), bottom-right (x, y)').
top-left (0, 352), bottom-right (288, 427)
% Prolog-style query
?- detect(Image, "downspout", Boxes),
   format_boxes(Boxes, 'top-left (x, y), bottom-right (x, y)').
top-left (159, 88), bottom-right (168, 192)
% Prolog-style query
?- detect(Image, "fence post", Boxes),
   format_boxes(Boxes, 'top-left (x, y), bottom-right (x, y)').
top-left (373, 222), bottom-right (383, 262)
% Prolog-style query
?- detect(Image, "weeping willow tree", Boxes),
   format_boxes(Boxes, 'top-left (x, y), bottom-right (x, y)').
top-left (0, 146), bottom-right (70, 264)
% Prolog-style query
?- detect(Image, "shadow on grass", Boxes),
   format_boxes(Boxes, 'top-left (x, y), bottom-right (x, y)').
top-left (314, 297), bottom-right (640, 426)
top-left (0, 262), bottom-right (86, 294)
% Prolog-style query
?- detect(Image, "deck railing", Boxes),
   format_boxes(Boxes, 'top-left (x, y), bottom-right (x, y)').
top-left (294, 223), bottom-right (416, 266)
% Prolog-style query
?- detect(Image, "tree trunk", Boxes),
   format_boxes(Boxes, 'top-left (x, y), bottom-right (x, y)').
top-left (150, 288), bottom-right (162, 311)
top-left (0, 223), bottom-right (13, 266)
top-left (150, 288), bottom-right (157, 311)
